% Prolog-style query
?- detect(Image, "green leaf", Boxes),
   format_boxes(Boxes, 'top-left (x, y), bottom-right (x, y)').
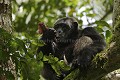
top-left (36, 52), bottom-right (43, 60)
top-left (78, 20), bottom-right (83, 26)
top-left (15, 38), bottom-right (27, 54)
top-left (58, 60), bottom-right (71, 71)
top-left (43, 55), bottom-right (49, 61)
top-left (51, 64), bottom-right (61, 76)
top-left (105, 30), bottom-right (112, 43)
top-left (31, 38), bottom-right (45, 46)
top-left (86, 13), bottom-right (96, 17)
top-left (94, 27), bottom-right (104, 33)
top-left (48, 55), bottom-right (58, 63)
top-left (64, 69), bottom-right (80, 80)
top-left (95, 21), bottom-right (110, 28)
top-left (106, 30), bottom-right (112, 38)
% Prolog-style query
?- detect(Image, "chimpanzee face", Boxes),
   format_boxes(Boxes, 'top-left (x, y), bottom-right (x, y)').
top-left (54, 23), bottom-right (70, 42)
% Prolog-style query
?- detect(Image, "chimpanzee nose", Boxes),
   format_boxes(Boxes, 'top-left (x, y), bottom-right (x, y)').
top-left (58, 30), bottom-right (62, 33)
top-left (56, 34), bottom-right (60, 38)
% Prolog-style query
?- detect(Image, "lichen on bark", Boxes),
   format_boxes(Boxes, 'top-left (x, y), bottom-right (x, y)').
top-left (0, 0), bottom-right (12, 33)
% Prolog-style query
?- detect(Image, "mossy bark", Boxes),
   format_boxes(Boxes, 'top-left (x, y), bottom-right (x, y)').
top-left (0, 0), bottom-right (12, 33)
top-left (86, 0), bottom-right (120, 79)
top-left (0, 0), bottom-right (15, 80)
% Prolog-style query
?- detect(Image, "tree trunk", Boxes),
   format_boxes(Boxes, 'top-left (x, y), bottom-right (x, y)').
top-left (85, 0), bottom-right (120, 79)
top-left (0, 0), bottom-right (16, 80)
top-left (0, 0), bottom-right (12, 33)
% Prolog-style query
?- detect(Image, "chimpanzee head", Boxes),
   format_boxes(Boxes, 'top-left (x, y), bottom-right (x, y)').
top-left (54, 17), bottom-right (79, 44)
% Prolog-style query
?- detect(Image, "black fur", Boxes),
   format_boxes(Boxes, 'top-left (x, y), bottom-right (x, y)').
top-left (37, 28), bottom-right (56, 55)
top-left (37, 17), bottom-right (106, 79)
top-left (37, 28), bottom-right (61, 80)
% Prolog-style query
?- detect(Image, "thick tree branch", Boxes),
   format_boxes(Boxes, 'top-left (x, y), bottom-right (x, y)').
top-left (84, 0), bottom-right (120, 79)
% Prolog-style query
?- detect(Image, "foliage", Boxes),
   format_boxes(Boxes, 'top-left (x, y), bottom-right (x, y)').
top-left (0, 0), bottom-right (113, 79)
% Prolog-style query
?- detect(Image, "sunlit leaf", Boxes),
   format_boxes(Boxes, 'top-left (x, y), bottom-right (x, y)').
top-left (95, 21), bottom-right (110, 28)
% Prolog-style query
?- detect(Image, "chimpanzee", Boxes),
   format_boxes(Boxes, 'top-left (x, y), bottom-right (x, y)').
top-left (37, 22), bottom-right (56, 55)
top-left (36, 22), bottom-right (59, 80)
top-left (54, 17), bottom-right (106, 68)
top-left (37, 17), bottom-right (106, 80)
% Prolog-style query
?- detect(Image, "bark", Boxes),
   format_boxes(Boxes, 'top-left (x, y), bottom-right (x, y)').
top-left (84, 0), bottom-right (120, 79)
top-left (0, 0), bottom-right (12, 33)
top-left (0, 0), bottom-right (16, 80)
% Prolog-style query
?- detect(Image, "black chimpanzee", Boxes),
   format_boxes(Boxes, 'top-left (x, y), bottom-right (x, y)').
top-left (36, 22), bottom-right (59, 80)
top-left (37, 17), bottom-right (106, 80)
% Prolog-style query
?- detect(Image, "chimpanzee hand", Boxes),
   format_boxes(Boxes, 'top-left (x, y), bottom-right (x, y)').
top-left (42, 28), bottom-right (56, 41)
top-left (74, 47), bottom-right (94, 68)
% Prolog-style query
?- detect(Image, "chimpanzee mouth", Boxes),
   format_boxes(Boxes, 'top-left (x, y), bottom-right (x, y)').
top-left (55, 37), bottom-right (60, 41)
top-left (56, 38), bottom-right (60, 42)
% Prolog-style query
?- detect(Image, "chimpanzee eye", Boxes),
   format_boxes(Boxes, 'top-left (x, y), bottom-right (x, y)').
top-left (62, 25), bottom-right (70, 32)
top-left (63, 24), bottom-right (70, 29)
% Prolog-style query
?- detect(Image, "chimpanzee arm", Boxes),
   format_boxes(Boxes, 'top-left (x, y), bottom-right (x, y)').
top-left (37, 28), bottom-right (56, 55)
top-left (72, 27), bottom-right (106, 67)
top-left (82, 27), bottom-right (106, 52)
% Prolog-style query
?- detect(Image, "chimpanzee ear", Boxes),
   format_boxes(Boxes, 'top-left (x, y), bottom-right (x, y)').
top-left (72, 22), bottom-right (78, 28)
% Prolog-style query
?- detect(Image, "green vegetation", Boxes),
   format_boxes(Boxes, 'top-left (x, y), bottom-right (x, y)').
top-left (0, 0), bottom-right (113, 79)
